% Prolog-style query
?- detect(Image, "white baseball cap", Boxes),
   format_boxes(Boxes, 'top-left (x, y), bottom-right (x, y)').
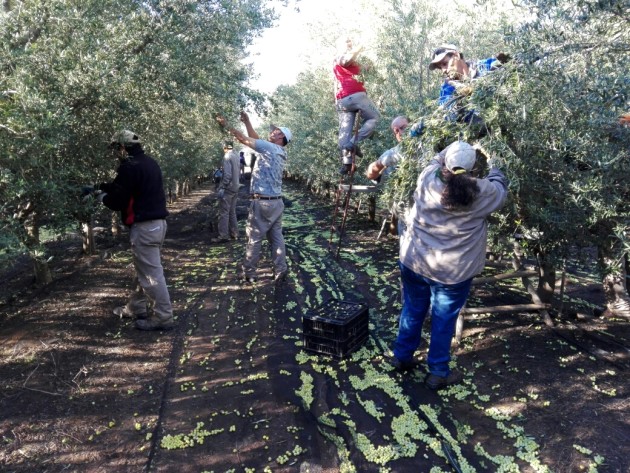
top-left (444, 141), bottom-right (476, 174)
top-left (270, 124), bottom-right (293, 144)
top-left (429, 44), bottom-right (460, 70)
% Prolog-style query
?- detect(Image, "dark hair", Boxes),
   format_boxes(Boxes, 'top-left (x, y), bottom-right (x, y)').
top-left (124, 142), bottom-right (143, 154)
top-left (440, 169), bottom-right (479, 209)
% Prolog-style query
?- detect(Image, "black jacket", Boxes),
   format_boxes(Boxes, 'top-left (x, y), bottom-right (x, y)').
top-left (100, 147), bottom-right (168, 226)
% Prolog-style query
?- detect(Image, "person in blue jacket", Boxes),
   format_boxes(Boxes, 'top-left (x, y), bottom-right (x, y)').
top-left (428, 44), bottom-right (507, 123)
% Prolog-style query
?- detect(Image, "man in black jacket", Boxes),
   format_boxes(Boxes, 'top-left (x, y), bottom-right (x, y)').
top-left (98, 130), bottom-right (174, 331)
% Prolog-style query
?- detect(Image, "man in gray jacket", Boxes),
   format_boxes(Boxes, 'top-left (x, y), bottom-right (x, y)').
top-left (211, 141), bottom-right (241, 243)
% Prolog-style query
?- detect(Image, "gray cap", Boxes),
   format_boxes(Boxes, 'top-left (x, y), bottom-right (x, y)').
top-left (444, 141), bottom-right (476, 174)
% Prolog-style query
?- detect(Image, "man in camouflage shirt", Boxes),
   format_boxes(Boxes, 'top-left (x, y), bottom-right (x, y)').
top-left (216, 112), bottom-right (293, 283)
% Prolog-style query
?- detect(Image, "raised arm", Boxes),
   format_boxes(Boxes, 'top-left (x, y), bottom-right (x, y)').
top-left (216, 115), bottom-right (256, 149)
top-left (240, 112), bottom-right (260, 139)
top-left (336, 44), bottom-right (364, 66)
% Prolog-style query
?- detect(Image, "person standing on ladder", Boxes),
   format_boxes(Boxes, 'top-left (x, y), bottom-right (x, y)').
top-left (334, 37), bottom-right (380, 175)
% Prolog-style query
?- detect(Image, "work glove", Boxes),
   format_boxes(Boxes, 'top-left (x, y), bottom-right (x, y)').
top-left (217, 188), bottom-right (225, 199)
top-left (95, 190), bottom-right (107, 203)
top-left (496, 53), bottom-right (512, 64)
top-left (409, 120), bottom-right (425, 138)
top-left (455, 84), bottom-right (473, 97)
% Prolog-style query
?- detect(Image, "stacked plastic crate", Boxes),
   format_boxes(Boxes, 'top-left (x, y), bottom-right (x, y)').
top-left (302, 299), bottom-right (369, 358)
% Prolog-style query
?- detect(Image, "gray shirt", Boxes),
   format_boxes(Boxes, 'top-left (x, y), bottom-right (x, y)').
top-left (250, 139), bottom-right (286, 197)
top-left (220, 149), bottom-right (241, 193)
top-left (376, 144), bottom-right (404, 184)
top-left (400, 157), bottom-right (508, 284)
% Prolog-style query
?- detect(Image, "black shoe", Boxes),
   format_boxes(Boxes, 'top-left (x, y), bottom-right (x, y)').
top-left (425, 371), bottom-right (462, 390)
top-left (113, 306), bottom-right (147, 320)
top-left (210, 237), bottom-right (229, 244)
top-left (338, 164), bottom-right (352, 175)
top-left (239, 275), bottom-right (257, 284)
top-left (135, 316), bottom-right (175, 331)
top-left (344, 144), bottom-right (363, 158)
top-left (274, 271), bottom-right (287, 284)
top-left (389, 356), bottom-right (421, 373)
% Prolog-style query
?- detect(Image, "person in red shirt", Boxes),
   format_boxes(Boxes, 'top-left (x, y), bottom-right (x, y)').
top-left (334, 38), bottom-right (380, 174)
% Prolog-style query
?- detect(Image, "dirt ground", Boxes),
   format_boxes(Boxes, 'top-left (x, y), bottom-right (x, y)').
top-left (1, 178), bottom-right (629, 473)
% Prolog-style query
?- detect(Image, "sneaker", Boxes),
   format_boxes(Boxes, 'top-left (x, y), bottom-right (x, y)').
top-left (113, 306), bottom-right (147, 320)
top-left (274, 271), bottom-right (287, 284)
top-left (135, 316), bottom-right (175, 331)
top-left (239, 275), bottom-right (257, 284)
top-left (389, 355), bottom-right (421, 373)
top-left (210, 237), bottom-right (229, 244)
top-left (425, 371), bottom-right (462, 390)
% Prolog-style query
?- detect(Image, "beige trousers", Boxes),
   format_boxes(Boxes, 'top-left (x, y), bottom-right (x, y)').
top-left (217, 190), bottom-right (239, 239)
top-left (242, 199), bottom-right (287, 278)
top-left (125, 220), bottom-right (173, 320)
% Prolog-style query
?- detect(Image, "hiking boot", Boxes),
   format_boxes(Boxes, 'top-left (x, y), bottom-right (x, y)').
top-left (389, 355), bottom-right (421, 373)
top-left (425, 371), bottom-right (463, 390)
top-left (113, 306), bottom-right (147, 320)
top-left (210, 236), bottom-right (229, 244)
top-left (135, 316), bottom-right (175, 331)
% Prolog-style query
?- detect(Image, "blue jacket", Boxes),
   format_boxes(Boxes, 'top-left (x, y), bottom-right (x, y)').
top-left (438, 57), bottom-right (499, 107)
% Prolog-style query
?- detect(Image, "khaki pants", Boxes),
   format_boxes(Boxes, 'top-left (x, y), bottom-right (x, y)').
top-left (242, 199), bottom-right (286, 278)
top-left (217, 190), bottom-right (239, 239)
top-left (125, 220), bottom-right (173, 320)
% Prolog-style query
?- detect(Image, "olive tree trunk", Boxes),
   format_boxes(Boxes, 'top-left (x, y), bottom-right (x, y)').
top-left (24, 209), bottom-right (52, 285)
top-left (80, 221), bottom-right (95, 255)
top-left (513, 240), bottom-right (555, 326)
top-left (598, 246), bottom-right (630, 319)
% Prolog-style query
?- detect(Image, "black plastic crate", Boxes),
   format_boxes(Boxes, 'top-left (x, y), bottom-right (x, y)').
top-left (304, 326), bottom-right (369, 359)
top-left (302, 299), bottom-right (369, 341)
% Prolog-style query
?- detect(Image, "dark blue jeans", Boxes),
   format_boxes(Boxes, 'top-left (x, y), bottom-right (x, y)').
top-left (393, 262), bottom-right (472, 377)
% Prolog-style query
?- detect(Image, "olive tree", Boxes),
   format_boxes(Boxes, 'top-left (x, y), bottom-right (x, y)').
top-left (501, 0), bottom-right (630, 317)
top-left (0, 0), bottom-right (274, 283)
top-left (382, 0), bottom-right (629, 316)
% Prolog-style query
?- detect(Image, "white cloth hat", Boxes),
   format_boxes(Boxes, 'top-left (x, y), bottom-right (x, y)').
top-left (429, 44), bottom-right (460, 70)
top-left (444, 141), bottom-right (476, 173)
top-left (111, 130), bottom-right (141, 145)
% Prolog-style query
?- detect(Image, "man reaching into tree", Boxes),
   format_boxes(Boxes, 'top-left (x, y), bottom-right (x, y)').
top-left (96, 130), bottom-right (174, 331)
top-left (216, 112), bottom-right (292, 284)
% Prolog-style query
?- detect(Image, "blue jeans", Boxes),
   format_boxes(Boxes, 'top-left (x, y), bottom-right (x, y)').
top-left (393, 262), bottom-right (472, 377)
